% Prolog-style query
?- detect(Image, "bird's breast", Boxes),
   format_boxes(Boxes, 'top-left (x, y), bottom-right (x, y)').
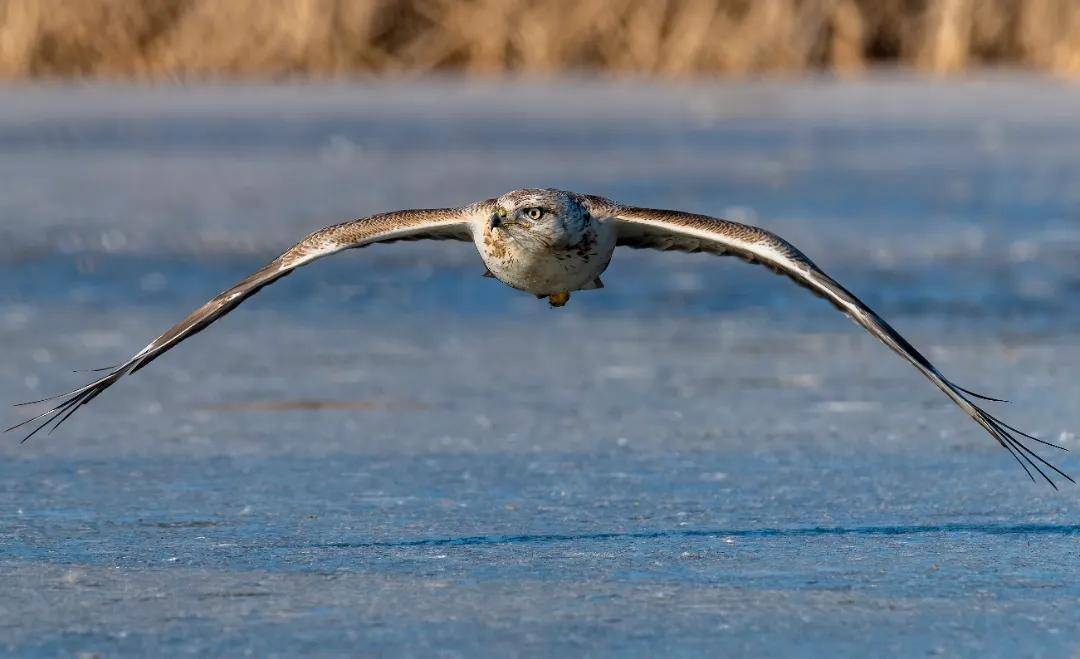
top-left (475, 222), bottom-right (615, 296)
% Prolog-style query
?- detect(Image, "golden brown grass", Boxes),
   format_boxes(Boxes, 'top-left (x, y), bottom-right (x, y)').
top-left (1, 0), bottom-right (1079, 79)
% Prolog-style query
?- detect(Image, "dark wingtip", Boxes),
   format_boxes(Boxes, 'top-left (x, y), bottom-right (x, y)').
top-left (72, 364), bottom-right (120, 374)
top-left (949, 381), bottom-right (1009, 404)
top-left (8, 370), bottom-right (122, 444)
top-left (11, 391), bottom-right (92, 444)
top-left (942, 378), bottom-right (1071, 487)
top-left (13, 388), bottom-right (86, 407)
top-left (5, 406), bottom-right (54, 433)
top-left (986, 415), bottom-right (1073, 488)
top-left (982, 410), bottom-right (1070, 452)
top-left (13, 396), bottom-right (56, 408)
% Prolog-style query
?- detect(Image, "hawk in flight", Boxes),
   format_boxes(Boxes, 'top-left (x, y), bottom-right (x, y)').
top-left (8, 189), bottom-right (1071, 487)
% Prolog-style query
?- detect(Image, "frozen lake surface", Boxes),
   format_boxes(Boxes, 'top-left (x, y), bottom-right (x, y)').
top-left (1, 78), bottom-right (1080, 656)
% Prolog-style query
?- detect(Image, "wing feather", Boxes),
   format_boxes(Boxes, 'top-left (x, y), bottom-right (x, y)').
top-left (593, 200), bottom-right (1070, 487)
top-left (7, 205), bottom-right (482, 441)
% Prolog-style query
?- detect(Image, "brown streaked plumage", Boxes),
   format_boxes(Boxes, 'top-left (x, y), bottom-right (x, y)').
top-left (7, 188), bottom-right (1070, 487)
top-left (6, 205), bottom-right (481, 443)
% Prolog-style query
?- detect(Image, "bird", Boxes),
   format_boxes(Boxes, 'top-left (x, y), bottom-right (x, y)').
top-left (6, 188), bottom-right (1071, 487)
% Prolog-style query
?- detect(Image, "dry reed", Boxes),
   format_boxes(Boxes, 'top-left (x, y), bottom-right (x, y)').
top-left (1, 0), bottom-right (1078, 79)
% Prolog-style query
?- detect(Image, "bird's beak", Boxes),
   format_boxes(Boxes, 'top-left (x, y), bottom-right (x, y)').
top-left (489, 208), bottom-right (511, 230)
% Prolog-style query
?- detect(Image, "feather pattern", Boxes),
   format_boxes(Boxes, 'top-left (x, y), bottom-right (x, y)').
top-left (6, 206), bottom-right (477, 441)
top-left (7, 188), bottom-right (1068, 487)
top-left (592, 200), bottom-right (1071, 488)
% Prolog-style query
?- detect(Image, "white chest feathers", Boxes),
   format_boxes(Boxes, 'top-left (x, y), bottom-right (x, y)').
top-left (475, 219), bottom-right (616, 296)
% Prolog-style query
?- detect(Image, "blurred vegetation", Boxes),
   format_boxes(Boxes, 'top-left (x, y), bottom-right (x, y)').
top-left (1, 0), bottom-right (1078, 78)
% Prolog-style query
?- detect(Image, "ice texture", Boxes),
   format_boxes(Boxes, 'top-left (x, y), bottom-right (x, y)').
top-left (1, 78), bottom-right (1079, 657)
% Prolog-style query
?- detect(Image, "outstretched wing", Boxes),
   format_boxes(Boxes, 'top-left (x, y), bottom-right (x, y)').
top-left (7, 204), bottom-right (486, 442)
top-left (590, 198), bottom-right (1071, 487)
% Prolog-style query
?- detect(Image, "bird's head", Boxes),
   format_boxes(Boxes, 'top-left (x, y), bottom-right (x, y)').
top-left (488, 188), bottom-right (590, 240)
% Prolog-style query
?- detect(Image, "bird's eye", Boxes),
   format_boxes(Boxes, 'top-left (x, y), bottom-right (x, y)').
top-left (526, 207), bottom-right (543, 220)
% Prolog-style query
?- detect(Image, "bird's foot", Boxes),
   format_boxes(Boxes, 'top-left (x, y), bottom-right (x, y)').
top-left (548, 292), bottom-right (571, 308)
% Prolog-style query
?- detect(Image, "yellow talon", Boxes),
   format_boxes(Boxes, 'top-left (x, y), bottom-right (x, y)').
top-left (548, 292), bottom-right (571, 307)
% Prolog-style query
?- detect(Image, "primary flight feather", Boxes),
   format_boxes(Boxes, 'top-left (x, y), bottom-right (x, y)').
top-left (8, 188), bottom-right (1071, 487)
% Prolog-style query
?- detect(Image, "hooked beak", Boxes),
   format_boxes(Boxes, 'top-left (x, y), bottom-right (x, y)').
top-left (489, 208), bottom-right (511, 230)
